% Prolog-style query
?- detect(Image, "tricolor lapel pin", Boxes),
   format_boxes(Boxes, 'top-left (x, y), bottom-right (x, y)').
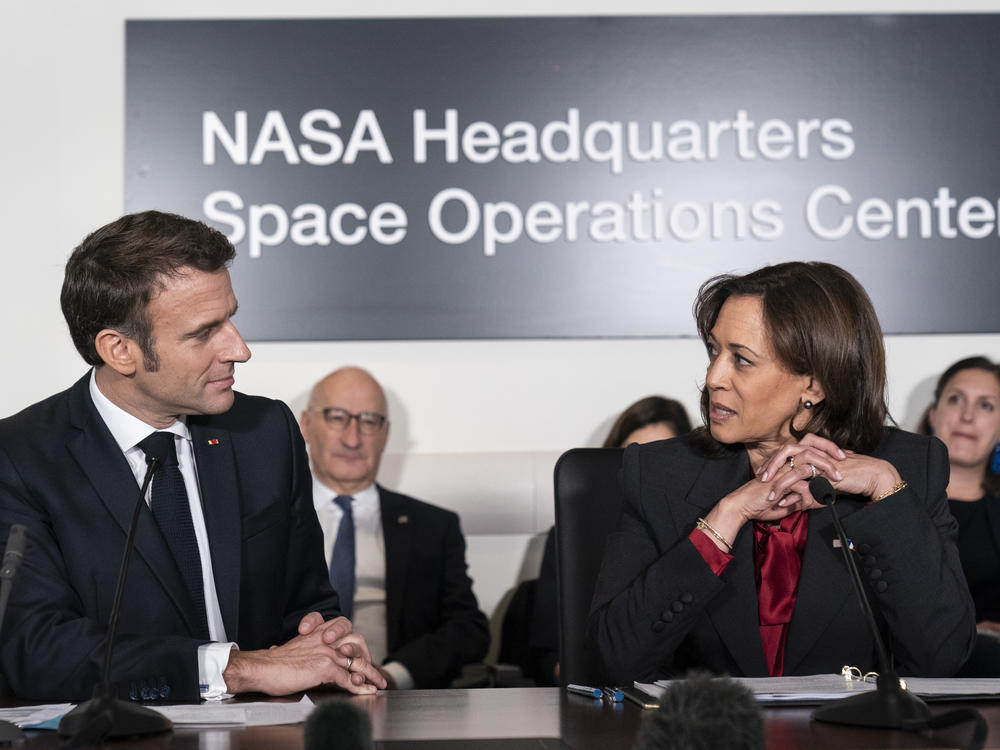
top-left (207, 438), bottom-right (220, 446)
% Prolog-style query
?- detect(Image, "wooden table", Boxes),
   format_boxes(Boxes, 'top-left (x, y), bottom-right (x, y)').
top-left (9, 688), bottom-right (1000, 748)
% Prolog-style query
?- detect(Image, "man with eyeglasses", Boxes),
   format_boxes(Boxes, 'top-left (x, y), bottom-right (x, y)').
top-left (300, 367), bottom-right (490, 689)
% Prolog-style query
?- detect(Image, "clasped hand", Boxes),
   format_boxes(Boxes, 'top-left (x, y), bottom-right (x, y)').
top-left (223, 612), bottom-right (387, 696)
top-left (720, 434), bottom-right (902, 528)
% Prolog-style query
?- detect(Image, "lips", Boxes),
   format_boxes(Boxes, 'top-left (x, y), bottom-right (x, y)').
top-left (710, 401), bottom-right (736, 422)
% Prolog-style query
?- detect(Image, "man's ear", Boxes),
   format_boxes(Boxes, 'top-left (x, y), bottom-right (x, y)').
top-left (298, 410), bottom-right (311, 444)
top-left (93, 329), bottom-right (140, 376)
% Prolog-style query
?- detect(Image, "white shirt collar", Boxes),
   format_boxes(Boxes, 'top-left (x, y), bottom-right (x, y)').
top-left (311, 477), bottom-right (379, 512)
top-left (89, 368), bottom-right (191, 452)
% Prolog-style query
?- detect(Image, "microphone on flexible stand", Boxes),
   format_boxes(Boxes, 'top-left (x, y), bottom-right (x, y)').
top-left (58, 457), bottom-right (173, 743)
top-left (0, 524), bottom-right (27, 745)
top-left (808, 476), bottom-right (933, 730)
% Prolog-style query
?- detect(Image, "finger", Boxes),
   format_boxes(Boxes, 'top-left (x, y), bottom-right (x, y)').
top-left (798, 433), bottom-right (847, 460)
top-left (297, 611), bottom-right (325, 635)
top-left (332, 633), bottom-right (374, 666)
top-left (316, 616), bottom-right (353, 643)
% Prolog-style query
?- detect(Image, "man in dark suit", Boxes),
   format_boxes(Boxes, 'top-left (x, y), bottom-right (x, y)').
top-left (0, 211), bottom-right (385, 702)
top-left (300, 367), bottom-right (490, 688)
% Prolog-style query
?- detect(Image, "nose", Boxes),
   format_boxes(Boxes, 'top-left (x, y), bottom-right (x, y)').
top-left (340, 417), bottom-right (363, 448)
top-left (705, 354), bottom-right (728, 391)
top-left (223, 321), bottom-right (252, 364)
top-left (960, 401), bottom-right (976, 422)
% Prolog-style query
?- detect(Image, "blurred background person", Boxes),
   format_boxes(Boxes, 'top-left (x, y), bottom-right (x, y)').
top-left (590, 261), bottom-right (974, 682)
top-left (300, 367), bottom-right (489, 689)
top-left (920, 356), bottom-right (1000, 675)
top-left (526, 396), bottom-right (692, 686)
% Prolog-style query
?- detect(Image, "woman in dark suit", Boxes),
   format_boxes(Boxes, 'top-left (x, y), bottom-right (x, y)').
top-left (588, 262), bottom-right (975, 683)
top-left (920, 357), bottom-right (1000, 675)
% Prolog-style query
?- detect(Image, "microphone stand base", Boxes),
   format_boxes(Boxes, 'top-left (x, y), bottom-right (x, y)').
top-left (0, 720), bottom-right (24, 745)
top-left (812, 682), bottom-right (932, 730)
top-left (58, 684), bottom-right (172, 740)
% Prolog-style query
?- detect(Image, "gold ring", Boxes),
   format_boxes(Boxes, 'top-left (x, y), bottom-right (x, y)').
top-left (787, 455), bottom-right (795, 469)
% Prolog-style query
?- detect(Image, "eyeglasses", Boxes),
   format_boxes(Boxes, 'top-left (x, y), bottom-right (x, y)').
top-left (311, 407), bottom-right (387, 434)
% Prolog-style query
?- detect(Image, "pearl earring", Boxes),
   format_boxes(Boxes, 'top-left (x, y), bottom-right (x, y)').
top-left (803, 400), bottom-right (814, 409)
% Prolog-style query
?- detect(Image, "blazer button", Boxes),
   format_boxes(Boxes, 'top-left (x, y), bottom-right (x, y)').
top-left (875, 581), bottom-right (888, 593)
top-left (863, 555), bottom-right (876, 567)
top-left (652, 620), bottom-right (667, 633)
top-left (663, 611), bottom-right (675, 623)
top-left (681, 593), bottom-right (694, 604)
top-left (672, 601), bottom-right (684, 613)
top-left (869, 568), bottom-right (883, 580)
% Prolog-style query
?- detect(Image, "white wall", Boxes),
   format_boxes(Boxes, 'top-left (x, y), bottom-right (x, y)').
top-left (2, 1), bottom-right (999, 620)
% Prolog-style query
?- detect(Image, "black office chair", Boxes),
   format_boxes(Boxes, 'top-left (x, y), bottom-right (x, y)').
top-left (553, 447), bottom-right (624, 688)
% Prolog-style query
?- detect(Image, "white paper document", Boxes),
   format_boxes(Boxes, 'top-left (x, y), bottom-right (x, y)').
top-left (151, 695), bottom-right (315, 726)
top-left (0, 703), bottom-right (75, 728)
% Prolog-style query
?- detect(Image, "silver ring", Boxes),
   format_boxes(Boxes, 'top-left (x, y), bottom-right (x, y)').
top-left (787, 455), bottom-right (796, 470)
top-left (809, 463), bottom-right (818, 479)
top-left (347, 657), bottom-right (354, 669)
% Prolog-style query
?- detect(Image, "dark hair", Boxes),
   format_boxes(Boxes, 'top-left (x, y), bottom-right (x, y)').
top-left (633, 672), bottom-right (764, 750)
top-left (61, 211), bottom-right (236, 369)
top-left (602, 396), bottom-right (692, 448)
top-left (693, 261), bottom-right (888, 454)
top-left (918, 356), bottom-right (1000, 496)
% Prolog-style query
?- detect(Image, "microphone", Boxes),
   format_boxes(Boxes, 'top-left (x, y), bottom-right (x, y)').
top-left (808, 476), bottom-right (932, 730)
top-left (0, 525), bottom-right (27, 746)
top-left (633, 672), bottom-right (763, 750)
top-left (58, 457), bottom-right (173, 742)
top-left (304, 700), bottom-right (374, 750)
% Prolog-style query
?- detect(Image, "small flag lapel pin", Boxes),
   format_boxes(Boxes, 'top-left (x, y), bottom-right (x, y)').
top-left (207, 438), bottom-right (220, 446)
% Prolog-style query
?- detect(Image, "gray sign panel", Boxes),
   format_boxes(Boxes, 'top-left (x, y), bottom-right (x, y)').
top-left (126, 16), bottom-right (1000, 340)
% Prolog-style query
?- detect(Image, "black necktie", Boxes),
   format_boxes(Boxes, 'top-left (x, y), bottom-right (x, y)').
top-left (138, 432), bottom-right (209, 639)
top-left (329, 495), bottom-right (355, 620)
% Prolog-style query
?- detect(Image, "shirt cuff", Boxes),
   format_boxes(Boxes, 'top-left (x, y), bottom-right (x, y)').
top-left (689, 529), bottom-right (733, 577)
top-left (381, 660), bottom-right (414, 690)
top-left (199, 642), bottom-right (237, 700)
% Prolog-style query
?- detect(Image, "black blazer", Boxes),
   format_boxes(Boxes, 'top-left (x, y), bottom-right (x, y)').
top-left (0, 374), bottom-right (339, 702)
top-left (378, 487), bottom-right (489, 688)
top-left (588, 428), bottom-right (975, 683)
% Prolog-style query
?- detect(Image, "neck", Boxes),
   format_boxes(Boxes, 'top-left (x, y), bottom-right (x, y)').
top-left (947, 462), bottom-right (987, 502)
top-left (745, 440), bottom-right (784, 474)
top-left (94, 367), bottom-right (178, 429)
top-left (319, 476), bottom-right (375, 497)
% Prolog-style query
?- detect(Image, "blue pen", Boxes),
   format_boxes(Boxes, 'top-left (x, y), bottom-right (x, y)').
top-left (567, 683), bottom-right (603, 698)
top-left (602, 686), bottom-right (624, 702)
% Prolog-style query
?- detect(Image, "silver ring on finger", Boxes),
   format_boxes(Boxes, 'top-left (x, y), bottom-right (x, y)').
top-left (787, 455), bottom-right (795, 470)
top-left (809, 463), bottom-right (818, 479)
top-left (347, 657), bottom-right (354, 669)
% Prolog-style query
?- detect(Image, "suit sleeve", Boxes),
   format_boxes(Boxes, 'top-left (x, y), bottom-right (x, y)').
top-left (0, 446), bottom-right (202, 702)
top-left (588, 444), bottom-right (728, 684)
top-left (384, 512), bottom-right (490, 687)
top-left (840, 435), bottom-right (976, 676)
top-left (273, 400), bottom-right (342, 639)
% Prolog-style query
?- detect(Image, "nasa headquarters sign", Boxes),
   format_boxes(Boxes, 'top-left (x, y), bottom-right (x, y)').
top-left (126, 16), bottom-right (1000, 340)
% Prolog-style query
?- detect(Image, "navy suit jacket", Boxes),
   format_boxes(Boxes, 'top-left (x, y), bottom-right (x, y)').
top-left (377, 486), bottom-right (489, 688)
top-left (0, 374), bottom-right (339, 702)
top-left (589, 428), bottom-right (976, 683)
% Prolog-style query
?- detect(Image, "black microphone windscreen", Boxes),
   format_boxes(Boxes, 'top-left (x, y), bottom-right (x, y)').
top-left (304, 700), bottom-right (374, 750)
top-left (634, 673), bottom-right (763, 750)
top-left (808, 476), bottom-right (837, 506)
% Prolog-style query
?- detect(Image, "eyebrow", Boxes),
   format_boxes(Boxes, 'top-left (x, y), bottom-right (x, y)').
top-left (184, 303), bottom-right (238, 340)
top-left (707, 333), bottom-right (761, 359)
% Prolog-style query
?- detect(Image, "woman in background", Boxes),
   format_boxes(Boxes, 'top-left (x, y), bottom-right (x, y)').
top-left (920, 357), bottom-right (1000, 675)
top-left (589, 261), bottom-right (974, 682)
top-left (527, 396), bottom-right (692, 686)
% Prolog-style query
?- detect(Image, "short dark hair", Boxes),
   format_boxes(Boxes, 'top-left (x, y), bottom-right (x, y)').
top-left (602, 396), bottom-right (692, 448)
top-left (633, 673), bottom-right (764, 750)
top-left (61, 211), bottom-right (236, 369)
top-left (692, 261), bottom-right (888, 455)
top-left (919, 356), bottom-right (1000, 496)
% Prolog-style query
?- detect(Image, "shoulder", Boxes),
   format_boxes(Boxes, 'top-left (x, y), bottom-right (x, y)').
top-left (873, 426), bottom-right (945, 464)
top-left (378, 486), bottom-right (458, 524)
top-left (193, 391), bottom-right (296, 433)
top-left (0, 374), bottom-right (88, 444)
top-left (626, 431), bottom-right (735, 476)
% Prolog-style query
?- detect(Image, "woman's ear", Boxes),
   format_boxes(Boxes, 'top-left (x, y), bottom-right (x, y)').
top-left (804, 377), bottom-right (826, 408)
top-left (93, 328), bottom-right (140, 376)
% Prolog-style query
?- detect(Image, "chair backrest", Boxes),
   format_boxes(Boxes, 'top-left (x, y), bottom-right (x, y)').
top-left (553, 447), bottom-right (624, 688)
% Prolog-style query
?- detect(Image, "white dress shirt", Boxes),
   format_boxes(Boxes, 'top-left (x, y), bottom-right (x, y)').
top-left (312, 479), bottom-right (414, 689)
top-left (89, 371), bottom-right (234, 699)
